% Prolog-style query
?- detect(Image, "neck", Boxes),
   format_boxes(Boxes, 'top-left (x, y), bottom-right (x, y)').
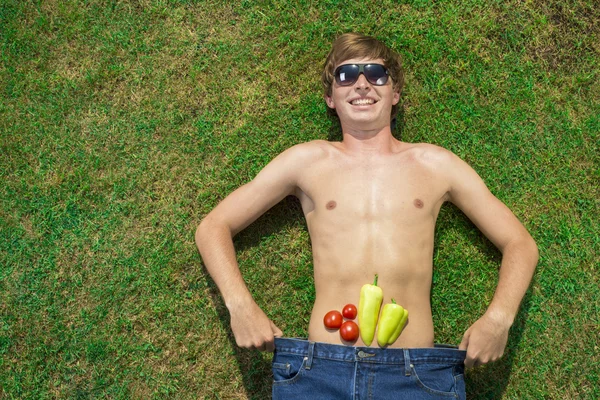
top-left (340, 124), bottom-right (398, 155)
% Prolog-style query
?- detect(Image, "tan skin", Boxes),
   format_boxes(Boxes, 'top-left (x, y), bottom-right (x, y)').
top-left (196, 57), bottom-right (538, 368)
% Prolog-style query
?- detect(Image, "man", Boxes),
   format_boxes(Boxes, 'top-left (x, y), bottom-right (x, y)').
top-left (196, 33), bottom-right (538, 399)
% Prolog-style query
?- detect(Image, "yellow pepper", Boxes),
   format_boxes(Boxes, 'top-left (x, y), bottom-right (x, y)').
top-left (358, 274), bottom-right (383, 346)
top-left (376, 299), bottom-right (409, 347)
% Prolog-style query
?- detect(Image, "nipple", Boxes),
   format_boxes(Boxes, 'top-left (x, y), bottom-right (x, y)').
top-left (326, 200), bottom-right (337, 210)
top-left (413, 199), bottom-right (424, 209)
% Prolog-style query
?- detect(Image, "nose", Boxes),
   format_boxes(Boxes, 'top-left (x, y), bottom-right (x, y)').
top-left (354, 73), bottom-right (371, 92)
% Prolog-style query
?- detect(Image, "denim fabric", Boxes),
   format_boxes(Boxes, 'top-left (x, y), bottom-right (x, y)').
top-left (272, 338), bottom-right (466, 399)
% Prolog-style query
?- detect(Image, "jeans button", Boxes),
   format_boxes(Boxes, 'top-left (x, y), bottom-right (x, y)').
top-left (358, 350), bottom-right (376, 358)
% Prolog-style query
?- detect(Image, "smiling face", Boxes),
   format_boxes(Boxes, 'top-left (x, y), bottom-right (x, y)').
top-left (325, 57), bottom-right (400, 131)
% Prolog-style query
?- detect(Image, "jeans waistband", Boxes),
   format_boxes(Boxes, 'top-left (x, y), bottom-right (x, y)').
top-left (274, 337), bottom-right (466, 365)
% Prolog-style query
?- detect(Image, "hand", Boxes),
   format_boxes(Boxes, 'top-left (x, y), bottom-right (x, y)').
top-left (459, 313), bottom-right (510, 368)
top-left (228, 300), bottom-right (283, 352)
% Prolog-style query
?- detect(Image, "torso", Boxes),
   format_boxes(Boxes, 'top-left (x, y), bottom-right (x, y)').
top-left (294, 140), bottom-right (451, 348)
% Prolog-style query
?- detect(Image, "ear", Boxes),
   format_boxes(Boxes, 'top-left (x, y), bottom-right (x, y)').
top-left (392, 91), bottom-right (400, 105)
top-left (324, 94), bottom-right (335, 109)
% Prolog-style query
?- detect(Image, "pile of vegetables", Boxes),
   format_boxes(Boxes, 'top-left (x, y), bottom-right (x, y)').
top-left (323, 304), bottom-right (359, 342)
top-left (323, 274), bottom-right (409, 347)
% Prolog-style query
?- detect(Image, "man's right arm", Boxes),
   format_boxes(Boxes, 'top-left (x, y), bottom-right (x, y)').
top-left (196, 143), bottom-right (316, 351)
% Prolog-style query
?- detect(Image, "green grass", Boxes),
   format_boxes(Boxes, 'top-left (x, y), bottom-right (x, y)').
top-left (1, 0), bottom-right (598, 398)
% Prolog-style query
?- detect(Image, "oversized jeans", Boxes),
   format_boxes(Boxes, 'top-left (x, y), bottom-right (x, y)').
top-left (272, 338), bottom-right (466, 399)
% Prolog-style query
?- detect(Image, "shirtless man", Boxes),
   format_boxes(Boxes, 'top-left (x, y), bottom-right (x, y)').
top-left (196, 33), bottom-right (538, 399)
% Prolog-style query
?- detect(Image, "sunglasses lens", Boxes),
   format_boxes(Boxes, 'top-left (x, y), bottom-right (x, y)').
top-left (364, 64), bottom-right (388, 85)
top-left (335, 65), bottom-right (360, 86)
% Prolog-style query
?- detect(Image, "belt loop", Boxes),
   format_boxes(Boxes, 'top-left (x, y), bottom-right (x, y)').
top-left (305, 341), bottom-right (315, 370)
top-left (403, 349), bottom-right (411, 376)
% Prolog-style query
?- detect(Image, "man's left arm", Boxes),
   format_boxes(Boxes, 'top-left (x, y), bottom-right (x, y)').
top-left (442, 150), bottom-right (539, 368)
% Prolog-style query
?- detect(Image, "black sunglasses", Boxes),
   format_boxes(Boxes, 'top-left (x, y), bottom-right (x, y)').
top-left (334, 63), bottom-right (390, 86)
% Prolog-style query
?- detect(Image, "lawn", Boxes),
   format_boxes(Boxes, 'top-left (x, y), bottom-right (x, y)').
top-left (1, 0), bottom-right (598, 398)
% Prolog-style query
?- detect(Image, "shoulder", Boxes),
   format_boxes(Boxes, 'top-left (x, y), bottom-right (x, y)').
top-left (401, 143), bottom-right (462, 169)
top-left (276, 140), bottom-right (338, 164)
top-left (288, 139), bottom-right (338, 154)
top-left (255, 140), bottom-right (336, 180)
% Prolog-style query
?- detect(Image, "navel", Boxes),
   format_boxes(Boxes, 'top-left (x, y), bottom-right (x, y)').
top-left (413, 199), bottom-right (424, 209)
top-left (326, 200), bottom-right (337, 210)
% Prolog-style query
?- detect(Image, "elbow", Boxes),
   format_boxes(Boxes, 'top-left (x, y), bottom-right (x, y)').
top-left (195, 219), bottom-right (207, 245)
top-left (196, 217), bottom-right (215, 244)
top-left (196, 216), bottom-right (210, 235)
top-left (503, 232), bottom-right (539, 265)
top-left (195, 215), bottom-right (233, 247)
top-left (516, 233), bottom-right (539, 266)
top-left (522, 230), bottom-right (539, 264)
top-left (195, 220), bottom-right (206, 251)
top-left (530, 236), bottom-right (540, 265)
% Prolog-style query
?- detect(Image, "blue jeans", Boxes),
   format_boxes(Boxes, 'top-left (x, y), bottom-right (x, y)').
top-left (272, 338), bottom-right (466, 399)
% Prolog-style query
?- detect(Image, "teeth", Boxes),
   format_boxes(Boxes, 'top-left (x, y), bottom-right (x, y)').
top-left (351, 98), bottom-right (375, 105)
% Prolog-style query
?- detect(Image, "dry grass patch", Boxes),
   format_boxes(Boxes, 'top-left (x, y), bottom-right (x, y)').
top-left (526, 0), bottom-right (600, 71)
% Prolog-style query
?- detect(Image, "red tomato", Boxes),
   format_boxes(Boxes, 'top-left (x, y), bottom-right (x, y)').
top-left (323, 310), bottom-right (343, 330)
top-left (342, 304), bottom-right (357, 320)
top-left (340, 321), bottom-right (359, 342)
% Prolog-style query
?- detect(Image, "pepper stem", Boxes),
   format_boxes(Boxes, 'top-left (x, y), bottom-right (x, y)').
top-left (391, 298), bottom-right (396, 304)
top-left (373, 274), bottom-right (378, 286)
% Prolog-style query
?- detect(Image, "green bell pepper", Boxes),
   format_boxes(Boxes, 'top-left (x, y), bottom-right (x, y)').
top-left (376, 299), bottom-right (408, 347)
top-left (358, 274), bottom-right (383, 346)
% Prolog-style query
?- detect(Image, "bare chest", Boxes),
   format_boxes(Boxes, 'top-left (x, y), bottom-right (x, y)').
top-left (297, 157), bottom-right (448, 225)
